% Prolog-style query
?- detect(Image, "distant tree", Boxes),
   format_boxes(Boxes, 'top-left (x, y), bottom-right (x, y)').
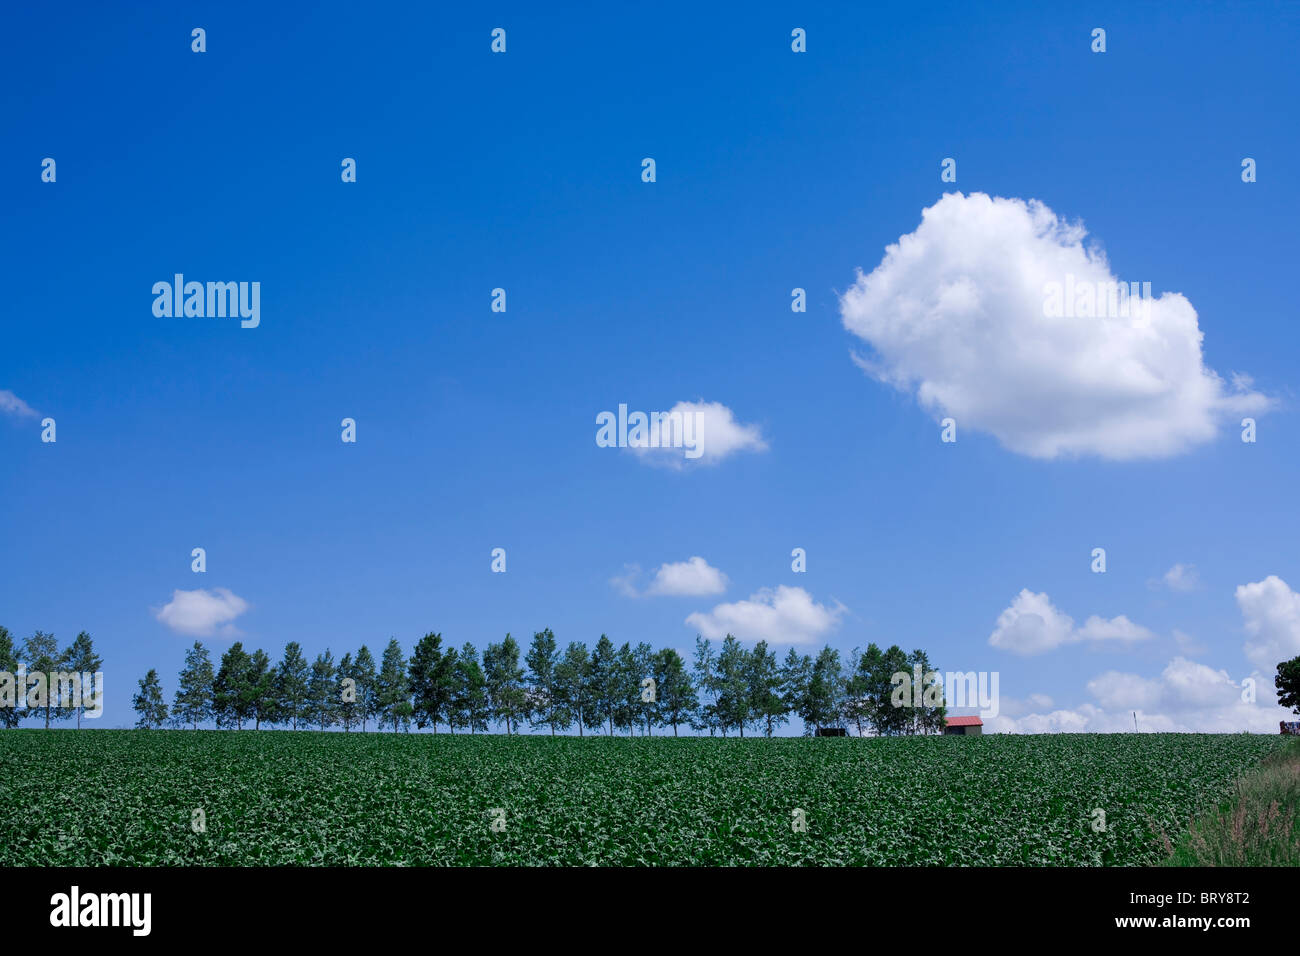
top-left (484, 635), bottom-right (526, 734)
top-left (652, 647), bottom-right (696, 736)
top-left (779, 648), bottom-right (812, 735)
top-left (408, 633), bottom-right (445, 731)
top-left (172, 641), bottom-right (214, 729)
top-left (63, 631), bottom-right (102, 729)
top-left (452, 643), bottom-right (489, 733)
top-left (611, 642), bottom-right (639, 736)
top-left (275, 642), bottom-right (311, 730)
top-left (213, 642), bottom-right (254, 729)
top-left (132, 669), bottom-right (169, 728)
top-left (1277, 655), bottom-right (1300, 716)
top-left (692, 636), bottom-right (720, 736)
top-left (633, 642), bottom-right (654, 735)
top-left (588, 635), bottom-right (617, 735)
top-left (376, 639), bottom-right (410, 732)
top-left (429, 641), bottom-right (457, 733)
top-left (22, 631), bottom-right (65, 728)
top-left (874, 644), bottom-right (912, 736)
top-left (309, 650), bottom-right (338, 731)
top-left (806, 646), bottom-right (844, 734)
top-left (0, 626), bottom-right (21, 728)
top-left (554, 641), bottom-right (589, 735)
top-left (904, 648), bottom-right (946, 735)
top-left (716, 635), bottom-right (751, 737)
top-left (336, 652), bottom-right (357, 731)
top-left (247, 649), bottom-right (278, 730)
top-left (353, 645), bottom-right (378, 731)
top-left (878, 647), bottom-right (909, 738)
top-left (842, 646), bottom-right (872, 736)
top-left (748, 641), bottom-right (787, 737)
top-left (525, 629), bottom-right (560, 734)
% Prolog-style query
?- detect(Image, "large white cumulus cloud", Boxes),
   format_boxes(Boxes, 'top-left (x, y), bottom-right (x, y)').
top-left (1236, 575), bottom-right (1300, 670)
top-left (839, 192), bottom-right (1268, 459)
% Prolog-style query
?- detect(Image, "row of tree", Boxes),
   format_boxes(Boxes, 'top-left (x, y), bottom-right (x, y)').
top-left (128, 631), bottom-right (948, 736)
top-left (0, 626), bottom-right (103, 729)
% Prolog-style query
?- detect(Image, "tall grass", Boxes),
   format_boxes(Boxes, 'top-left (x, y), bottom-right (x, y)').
top-left (1165, 739), bottom-right (1300, 866)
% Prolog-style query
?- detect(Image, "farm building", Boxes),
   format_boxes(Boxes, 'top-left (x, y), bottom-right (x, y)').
top-left (944, 715), bottom-right (983, 736)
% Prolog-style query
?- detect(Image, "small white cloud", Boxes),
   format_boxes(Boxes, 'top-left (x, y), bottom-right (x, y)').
top-left (154, 587), bottom-right (250, 637)
top-left (989, 590), bottom-right (1154, 655)
top-left (628, 400), bottom-right (767, 468)
top-left (686, 585), bottom-right (843, 645)
top-left (1235, 575), bottom-right (1300, 670)
top-left (1076, 614), bottom-right (1156, 644)
top-left (0, 389), bottom-right (38, 419)
top-left (1162, 563), bottom-right (1200, 592)
top-left (838, 192), bottom-right (1270, 459)
top-left (645, 556), bottom-right (729, 596)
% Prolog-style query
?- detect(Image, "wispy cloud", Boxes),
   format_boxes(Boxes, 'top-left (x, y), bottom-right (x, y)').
top-left (0, 389), bottom-right (38, 419)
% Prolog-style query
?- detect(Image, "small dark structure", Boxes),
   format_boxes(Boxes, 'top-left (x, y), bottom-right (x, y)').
top-left (944, 715), bottom-right (983, 736)
top-left (815, 727), bottom-right (848, 737)
top-left (1281, 721), bottom-right (1300, 736)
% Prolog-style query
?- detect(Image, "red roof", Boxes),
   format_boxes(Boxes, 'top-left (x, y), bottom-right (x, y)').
top-left (945, 716), bottom-right (983, 727)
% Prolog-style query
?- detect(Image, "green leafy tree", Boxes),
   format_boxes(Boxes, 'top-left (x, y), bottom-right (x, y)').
top-left (408, 632), bottom-right (446, 731)
top-left (716, 635), bottom-right (751, 736)
top-left (652, 647), bottom-right (696, 736)
top-left (806, 645), bottom-right (845, 734)
top-left (874, 644), bottom-right (912, 736)
top-left (632, 642), bottom-right (654, 735)
top-left (452, 642), bottom-right (489, 733)
top-left (63, 631), bottom-right (102, 729)
top-left (0, 626), bottom-right (21, 728)
top-left (309, 650), bottom-right (338, 730)
top-left (172, 641), bottom-right (214, 729)
top-left (692, 636), bottom-right (720, 736)
top-left (353, 645), bottom-right (378, 731)
top-left (588, 635), bottom-right (617, 735)
top-left (377, 638), bottom-right (410, 732)
top-left (213, 642), bottom-right (254, 729)
top-left (484, 634), bottom-right (526, 734)
top-left (779, 648), bottom-right (812, 735)
top-left (525, 628), bottom-right (561, 734)
top-left (554, 641), bottom-right (589, 735)
top-left (748, 641), bottom-right (787, 737)
top-left (437, 645), bottom-right (461, 731)
top-left (1276, 655), bottom-right (1300, 715)
top-left (611, 641), bottom-right (640, 736)
top-left (336, 652), bottom-right (357, 731)
top-left (247, 649), bottom-right (278, 730)
top-left (842, 646), bottom-right (871, 736)
top-left (132, 669), bottom-right (169, 728)
top-left (22, 630), bottom-right (65, 728)
top-left (903, 648), bottom-right (946, 735)
top-left (275, 641), bottom-right (311, 730)
top-left (551, 642), bottom-right (587, 733)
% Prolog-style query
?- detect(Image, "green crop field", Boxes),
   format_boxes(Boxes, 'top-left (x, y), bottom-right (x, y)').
top-left (0, 730), bottom-right (1287, 866)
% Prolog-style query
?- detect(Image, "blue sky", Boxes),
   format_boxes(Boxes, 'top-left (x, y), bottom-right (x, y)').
top-left (2, 1), bottom-right (1299, 731)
